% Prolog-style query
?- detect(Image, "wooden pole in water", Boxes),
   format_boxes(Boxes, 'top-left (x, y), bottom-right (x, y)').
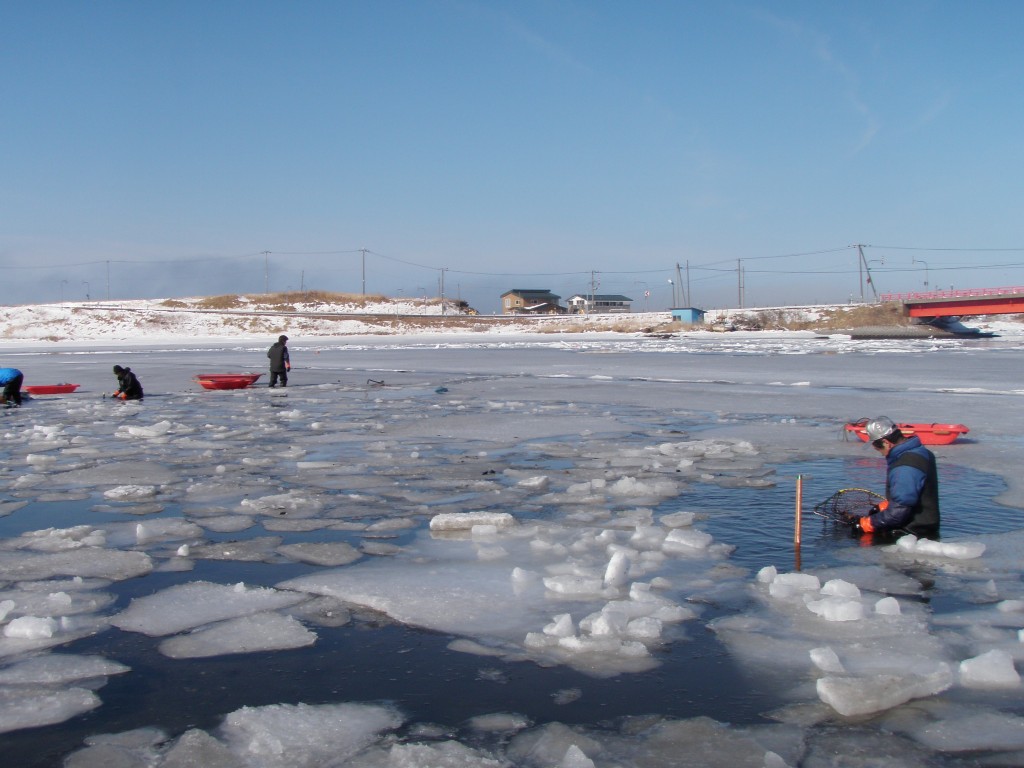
top-left (794, 475), bottom-right (803, 570)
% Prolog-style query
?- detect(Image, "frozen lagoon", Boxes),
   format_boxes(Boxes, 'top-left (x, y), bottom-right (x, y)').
top-left (2, 329), bottom-right (1024, 766)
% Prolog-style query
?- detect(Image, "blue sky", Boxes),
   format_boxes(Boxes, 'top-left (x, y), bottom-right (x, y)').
top-left (3, 1), bottom-right (1024, 313)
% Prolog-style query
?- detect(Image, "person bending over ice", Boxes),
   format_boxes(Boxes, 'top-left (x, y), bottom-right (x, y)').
top-left (110, 365), bottom-right (144, 401)
top-left (851, 416), bottom-right (940, 538)
top-left (0, 367), bottom-right (24, 407)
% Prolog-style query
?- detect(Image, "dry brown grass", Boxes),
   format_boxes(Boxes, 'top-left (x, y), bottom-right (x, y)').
top-left (716, 302), bottom-right (911, 332)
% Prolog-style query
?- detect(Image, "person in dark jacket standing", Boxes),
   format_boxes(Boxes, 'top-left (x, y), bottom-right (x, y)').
top-left (0, 367), bottom-right (24, 407)
top-left (854, 416), bottom-right (940, 538)
top-left (267, 335), bottom-right (290, 388)
top-left (111, 365), bottom-right (144, 400)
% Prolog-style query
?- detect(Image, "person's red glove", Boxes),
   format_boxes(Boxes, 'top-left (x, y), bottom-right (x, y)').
top-left (858, 516), bottom-right (875, 533)
top-left (286, 362), bottom-right (291, 371)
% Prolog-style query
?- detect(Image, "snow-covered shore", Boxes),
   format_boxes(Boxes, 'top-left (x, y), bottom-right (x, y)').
top-left (2, 295), bottom-right (1023, 345)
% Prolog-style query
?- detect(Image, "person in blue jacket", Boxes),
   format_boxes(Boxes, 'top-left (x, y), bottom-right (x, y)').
top-left (0, 368), bottom-right (24, 407)
top-left (855, 416), bottom-right (940, 538)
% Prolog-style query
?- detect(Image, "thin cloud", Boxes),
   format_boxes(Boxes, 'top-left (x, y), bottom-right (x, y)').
top-left (752, 7), bottom-right (879, 153)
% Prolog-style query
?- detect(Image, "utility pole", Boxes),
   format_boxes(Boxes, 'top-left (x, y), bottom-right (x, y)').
top-left (675, 262), bottom-right (686, 306)
top-left (686, 260), bottom-right (691, 307)
top-left (263, 251), bottom-right (270, 294)
top-left (737, 260), bottom-right (745, 308)
top-left (855, 244), bottom-right (878, 301)
top-left (440, 268), bottom-right (447, 316)
top-left (361, 248), bottom-right (367, 295)
top-left (589, 270), bottom-right (598, 314)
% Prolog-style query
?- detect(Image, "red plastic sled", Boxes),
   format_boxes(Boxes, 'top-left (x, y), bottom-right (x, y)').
top-left (844, 420), bottom-right (970, 445)
top-left (194, 373), bottom-right (262, 390)
top-left (23, 384), bottom-right (80, 395)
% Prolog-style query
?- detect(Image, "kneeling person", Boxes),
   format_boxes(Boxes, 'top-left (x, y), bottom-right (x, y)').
top-left (857, 416), bottom-right (940, 538)
top-left (111, 365), bottom-right (144, 400)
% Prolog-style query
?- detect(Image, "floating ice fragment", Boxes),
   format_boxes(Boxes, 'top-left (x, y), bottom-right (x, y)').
top-left (875, 596), bottom-right (902, 616)
top-left (122, 420), bottom-right (173, 438)
top-left (626, 616), bottom-right (663, 639)
top-left (821, 579), bottom-right (861, 599)
top-left (659, 511), bottom-right (696, 528)
top-left (0, 687), bottom-right (100, 734)
top-left (517, 476), bottom-right (550, 491)
top-left (757, 565), bottom-right (778, 584)
top-left (111, 580), bottom-right (308, 636)
top-left (544, 575), bottom-right (605, 597)
top-left (912, 710), bottom-right (1024, 752)
top-left (0, 653), bottom-right (129, 684)
top-left (816, 663), bottom-right (953, 716)
top-left (805, 596), bottom-right (864, 622)
top-left (959, 649), bottom-right (1021, 688)
top-left (429, 511), bottom-right (515, 531)
top-left (4, 616), bottom-right (58, 639)
top-left (662, 528), bottom-right (713, 552)
top-left (560, 743), bottom-right (597, 768)
top-left (159, 612), bottom-right (317, 659)
top-left (467, 712), bottom-right (531, 732)
top-left (219, 702), bottom-right (403, 767)
top-left (104, 485), bottom-right (157, 500)
top-left (277, 541), bottom-right (361, 567)
top-left (768, 572), bottom-right (821, 598)
top-left (810, 646), bottom-right (846, 673)
top-left (543, 614), bottom-right (575, 638)
top-left (604, 551), bottom-right (630, 587)
top-left (895, 534), bottom-right (985, 560)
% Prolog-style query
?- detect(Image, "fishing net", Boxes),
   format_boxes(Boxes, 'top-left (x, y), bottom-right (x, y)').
top-left (812, 488), bottom-right (885, 524)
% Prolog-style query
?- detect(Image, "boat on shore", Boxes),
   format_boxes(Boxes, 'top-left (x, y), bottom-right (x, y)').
top-left (844, 419), bottom-right (970, 445)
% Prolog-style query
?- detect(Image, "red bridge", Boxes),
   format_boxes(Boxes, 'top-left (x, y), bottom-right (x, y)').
top-left (879, 286), bottom-right (1024, 318)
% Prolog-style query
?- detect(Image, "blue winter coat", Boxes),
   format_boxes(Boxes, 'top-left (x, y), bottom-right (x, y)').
top-left (867, 435), bottom-right (940, 534)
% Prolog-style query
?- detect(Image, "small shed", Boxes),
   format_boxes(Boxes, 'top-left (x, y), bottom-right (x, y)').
top-left (671, 307), bottom-right (706, 324)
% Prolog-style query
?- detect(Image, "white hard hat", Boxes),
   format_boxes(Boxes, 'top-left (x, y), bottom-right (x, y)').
top-left (864, 416), bottom-right (897, 442)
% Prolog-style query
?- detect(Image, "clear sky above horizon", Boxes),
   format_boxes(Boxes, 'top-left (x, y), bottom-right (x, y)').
top-left (3, 1), bottom-right (1024, 313)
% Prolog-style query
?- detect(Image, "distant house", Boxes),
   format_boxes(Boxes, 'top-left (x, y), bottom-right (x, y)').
top-left (501, 289), bottom-right (564, 315)
top-left (566, 294), bottom-right (633, 314)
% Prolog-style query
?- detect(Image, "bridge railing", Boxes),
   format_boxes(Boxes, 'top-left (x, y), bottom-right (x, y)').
top-left (879, 286), bottom-right (1024, 302)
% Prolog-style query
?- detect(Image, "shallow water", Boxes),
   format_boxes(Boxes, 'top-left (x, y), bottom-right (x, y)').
top-left (0, 454), bottom-right (1012, 768)
top-left (3, 338), bottom-right (1024, 766)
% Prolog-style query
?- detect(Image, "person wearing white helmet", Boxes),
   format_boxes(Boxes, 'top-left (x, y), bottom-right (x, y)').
top-left (853, 416), bottom-right (940, 537)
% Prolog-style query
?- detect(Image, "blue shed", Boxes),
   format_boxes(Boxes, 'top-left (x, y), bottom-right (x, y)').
top-left (671, 307), bottom-right (706, 324)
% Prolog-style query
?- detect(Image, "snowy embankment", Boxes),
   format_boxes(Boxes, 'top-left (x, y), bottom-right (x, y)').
top-left (2, 295), bottom-right (1022, 345)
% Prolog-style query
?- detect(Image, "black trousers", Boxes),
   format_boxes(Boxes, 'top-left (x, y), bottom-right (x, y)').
top-left (3, 373), bottom-right (23, 404)
top-left (269, 370), bottom-right (288, 387)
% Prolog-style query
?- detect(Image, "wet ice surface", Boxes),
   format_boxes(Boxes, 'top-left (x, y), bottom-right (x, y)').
top-left (2, 332), bottom-right (1024, 766)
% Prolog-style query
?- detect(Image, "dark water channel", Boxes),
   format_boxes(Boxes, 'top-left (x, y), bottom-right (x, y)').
top-left (0, 457), bottom-right (1014, 767)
